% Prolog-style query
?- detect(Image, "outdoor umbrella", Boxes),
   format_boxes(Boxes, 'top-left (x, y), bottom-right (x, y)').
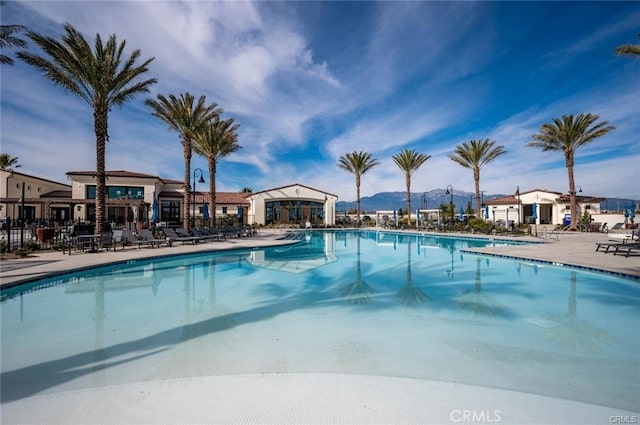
top-left (237, 206), bottom-right (243, 220)
top-left (393, 209), bottom-right (397, 225)
top-left (203, 203), bottom-right (210, 222)
top-left (459, 207), bottom-right (464, 221)
top-left (531, 202), bottom-right (538, 236)
top-left (151, 199), bottom-right (159, 223)
top-left (484, 205), bottom-right (489, 220)
top-left (631, 201), bottom-right (636, 224)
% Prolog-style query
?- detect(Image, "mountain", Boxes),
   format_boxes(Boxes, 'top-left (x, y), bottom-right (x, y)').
top-left (336, 189), bottom-right (507, 213)
top-left (336, 190), bottom-right (636, 213)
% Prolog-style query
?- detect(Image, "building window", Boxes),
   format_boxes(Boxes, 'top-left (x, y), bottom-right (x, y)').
top-left (86, 185), bottom-right (144, 200)
top-left (222, 207), bottom-right (228, 214)
top-left (161, 200), bottom-right (180, 222)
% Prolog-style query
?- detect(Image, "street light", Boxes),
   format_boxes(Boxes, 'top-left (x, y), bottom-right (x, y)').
top-left (192, 168), bottom-right (205, 227)
top-left (445, 185), bottom-right (453, 224)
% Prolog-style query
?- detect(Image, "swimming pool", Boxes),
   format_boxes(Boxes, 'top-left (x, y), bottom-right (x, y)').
top-left (1, 230), bottom-right (638, 412)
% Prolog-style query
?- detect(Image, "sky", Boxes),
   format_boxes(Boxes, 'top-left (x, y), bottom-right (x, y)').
top-left (1, 1), bottom-right (639, 202)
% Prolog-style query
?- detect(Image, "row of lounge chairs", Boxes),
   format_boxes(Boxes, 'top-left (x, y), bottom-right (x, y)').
top-left (63, 225), bottom-right (259, 254)
top-left (595, 230), bottom-right (639, 257)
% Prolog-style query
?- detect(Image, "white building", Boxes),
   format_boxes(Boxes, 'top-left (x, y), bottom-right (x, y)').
top-left (484, 188), bottom-right (604, 227)
top-left (247, 183), bottom-right (338, 226)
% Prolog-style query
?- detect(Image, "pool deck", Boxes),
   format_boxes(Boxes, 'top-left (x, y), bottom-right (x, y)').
top-left (1, 228), bottom-right (638, 287)
top-left (1, 228), bottom-right (639, 424)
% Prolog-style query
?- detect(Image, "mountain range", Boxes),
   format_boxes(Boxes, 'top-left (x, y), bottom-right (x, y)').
top-left (335, 190), bottom-right (635, 213)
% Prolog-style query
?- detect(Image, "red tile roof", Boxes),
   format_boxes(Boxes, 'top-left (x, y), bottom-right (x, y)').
top-left (484, 196), bottom-right (518, 205)
top-left (67, 170), bottom-right (161, 179)
top-left (158, 191), bottom-right (250, 205)
top-left (41, 190), bottom-right (72, 198)
top-left (556, 194), bottom-right (604, 203)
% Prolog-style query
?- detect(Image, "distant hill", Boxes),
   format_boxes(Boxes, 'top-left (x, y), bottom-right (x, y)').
top-left (336, 189), bottom-right (507, 213)
top-left (336, 190), bottom-right (636, 213)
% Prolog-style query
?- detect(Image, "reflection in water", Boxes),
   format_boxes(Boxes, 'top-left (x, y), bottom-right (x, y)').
top-left (454, 256), bottom-right (509, 317)
top-left (395, 237), bottom-right (429, 307)
top-left (340, 235), bottom-right (375, 305)
top-left (543, 271), bottom-right (613, 352)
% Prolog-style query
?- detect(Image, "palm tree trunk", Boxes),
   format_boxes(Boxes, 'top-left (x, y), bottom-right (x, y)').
top-left (355, 174), bottom-right (361, 225)
top-left (566, 153), bottom-right (577, 229)
top-left (406, 175), bottom-right (412, 228)
top-left (209, 158), bottom-right (216, 228)
top-left (183, 138), bottom-right (192, 230)
top-left (94, 109), bottom-right (108, 235)
top-left (474, 168), bottom-right (481, 216)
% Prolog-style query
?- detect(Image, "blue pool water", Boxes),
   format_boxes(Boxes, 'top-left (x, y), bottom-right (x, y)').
top-left (1, 230), bottom-right (638, 410)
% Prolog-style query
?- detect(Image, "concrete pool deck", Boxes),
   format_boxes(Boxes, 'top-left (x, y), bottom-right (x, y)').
top-left (1, 228), bottom-right (639, 424)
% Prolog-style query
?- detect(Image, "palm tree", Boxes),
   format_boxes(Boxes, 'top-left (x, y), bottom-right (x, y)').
top-left (448, 139), bottom-right (506, 215)
top-left (392, 148), bottom-right (430, 228)
top-left (615, 34), bottom-right (640, 59)
top-left (240, 187), bottom-right (253, 193)
top-left (1, 24), bottom-right (27, 65)
top-left (146, 93), bottom-right (221, 230)
top-left (0, 153), bottom-right (21, 171)
top-left (18, 23), bottom-right (156, 234)
top-left (528, 113), bottom-right (615, 229)
top-left (337, 151), bottom-right (380, 224)
top-left (193, 115), bottom-right (241, 227)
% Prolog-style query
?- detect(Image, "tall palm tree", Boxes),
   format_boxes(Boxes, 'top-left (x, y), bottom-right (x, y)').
top-left (448, 139), bottom-right (506, 215)
top-left (0, 24), bottom-right (27, 65)
top-left (528, 113), bottom-right (615, 229)
top-left (193, 115), bottom-right (241, 227)
top-left (146, 93), bottom-right (221, 230)
top-left (0, 153), bottom-right (21, 171)
top-left (18, 23), bottom-right (156, 234)
top-left (337, 151), bottom-right (380, 224)
top-left (615, 34), bottom-right (640, 59)
top-left (392, 148), bottom-right (430, 228)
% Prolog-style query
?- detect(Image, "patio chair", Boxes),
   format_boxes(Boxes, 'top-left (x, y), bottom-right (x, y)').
top-left (192, 227), bottom-right (224, 242)
top-left (97, 231), bottom-right (114, 252)
top-left (613, 242), bottom-right (640, 257)
top-left (138, 229), bottom-right (168, 247)
top-left (162, 227), bottom-right (198, 245)
top-left (121, 229), bottom-right (157, 249)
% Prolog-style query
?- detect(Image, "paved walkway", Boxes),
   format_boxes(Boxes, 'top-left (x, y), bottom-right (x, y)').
top-left (1, 229), bottom-right (638, 288)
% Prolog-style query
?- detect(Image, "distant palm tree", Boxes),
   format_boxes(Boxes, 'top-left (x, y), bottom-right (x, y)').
top-left (392, 149), bottom-right (430, 227)
top-left (615, 34), bottom-right (640, 59)
top-left (0, 153), bottom-right (21, 171)
top-left (146, 93), bottom-right (221, 230)
top-left (448, 139), bottom-right (506, 216)
top-left (18, 23), bottom-right (156, 234)
top-left (0, 23), bottom-right (27, 65)
top-left (240, 187), bottom-right (253, 193)
top-left (337, 151), bottom-right (380, 224)
top-left (528, 113), bottom-right (615, 229)
top-left (193, 115), bottom-right (241, 227)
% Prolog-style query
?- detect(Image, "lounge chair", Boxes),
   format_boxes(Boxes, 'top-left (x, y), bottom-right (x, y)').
top-left (162, 227), bottom-right (198, 245)
top-left (138, 229), bottom-right (167, 247)
top-left (121, 229), bottom-right (158, 249)
top-left (192, 227), bottom-right (224, 242)
top-left (614, 242), bottom-right (640, 257)
top-left (596, 230), bottom-right (638, 253)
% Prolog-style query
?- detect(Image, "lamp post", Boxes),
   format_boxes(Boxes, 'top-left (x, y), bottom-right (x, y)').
top-left (192, 168), bottom-right (205, 227)
top-left (445, 185), bottom-right (453, 224)
top-left (515, 186), bottom-right (520, 226)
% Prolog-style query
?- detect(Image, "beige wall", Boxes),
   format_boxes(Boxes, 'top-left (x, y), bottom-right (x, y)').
top-left (1, 170), bottom-right (71, 220)
top-left (248, 184), bottom-right (337, 226)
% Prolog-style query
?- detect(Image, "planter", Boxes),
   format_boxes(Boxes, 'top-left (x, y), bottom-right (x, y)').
top-left (36, 227), bottom-right (55, 243)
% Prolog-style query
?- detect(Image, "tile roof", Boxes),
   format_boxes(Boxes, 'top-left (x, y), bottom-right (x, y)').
top-left (484, 196), bottom-right (518, 205)
top-left (158, 191), bottom-right (250, 205)
top-left (41, 190), bottom-right (72, 198)
top-left (556, 194), bottom-right (605, 203)
top-left (67, 170), bottom-right (161, 179)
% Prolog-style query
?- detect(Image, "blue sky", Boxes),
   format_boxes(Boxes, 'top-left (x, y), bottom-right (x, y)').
top-left (1, 1), bottom-right (639, 201)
